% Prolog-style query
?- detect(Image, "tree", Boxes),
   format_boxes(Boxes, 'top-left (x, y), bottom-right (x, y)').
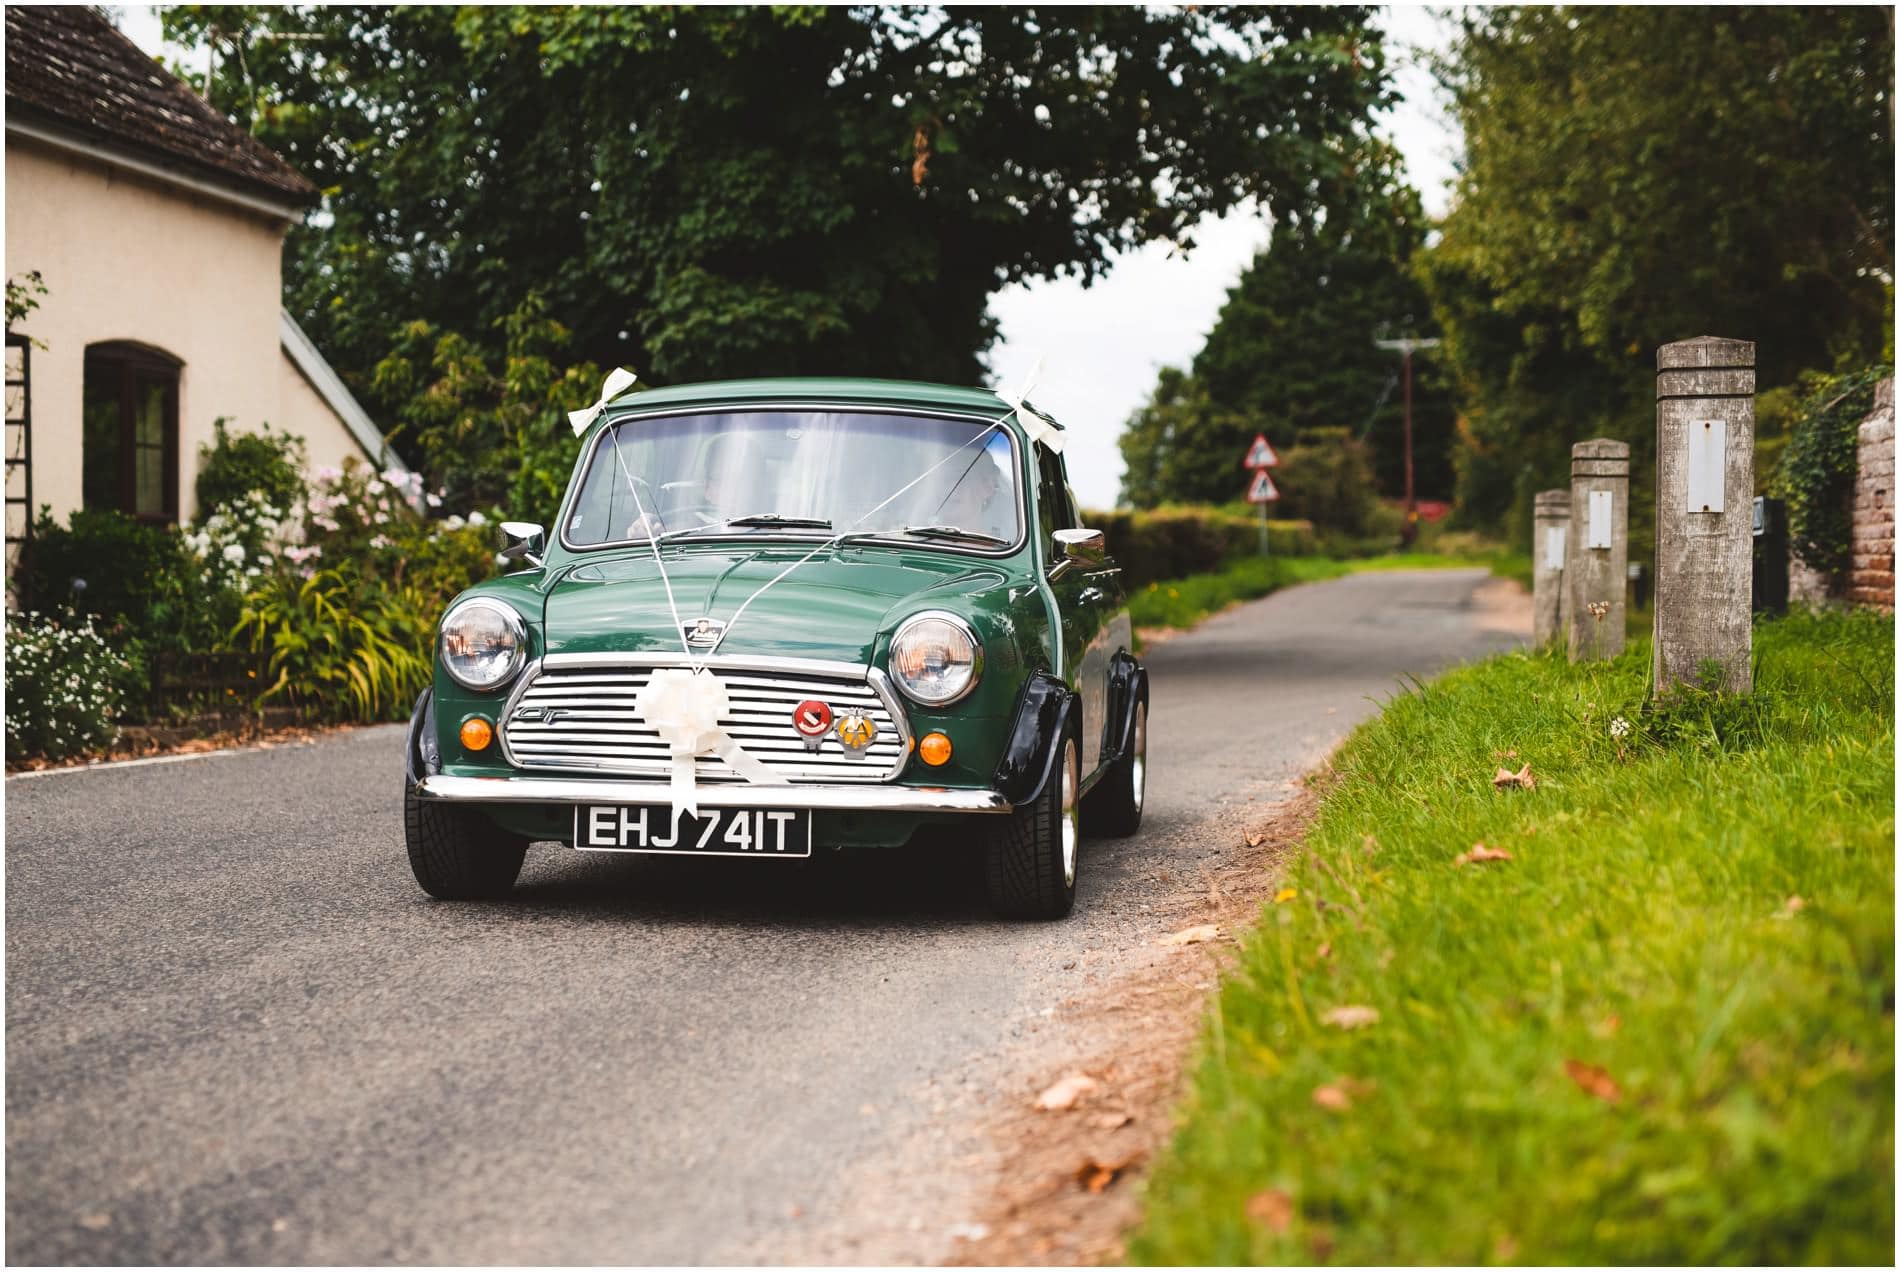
top-left (161, 5), bottom-right (1395, 444)
top-left (1118, 153), bottom-right (1450, 507)
top-left (1419, 6), bottom-right (1894, 534)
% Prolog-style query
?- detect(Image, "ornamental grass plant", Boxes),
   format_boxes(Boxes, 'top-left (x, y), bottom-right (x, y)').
top-left (1130, 609), bottom-right (1894, 1265)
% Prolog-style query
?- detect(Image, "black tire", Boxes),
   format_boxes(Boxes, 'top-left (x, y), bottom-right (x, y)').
top-left (404, 783), bottom-right (529, 900)
top-left (1082, 691), bottom-right (1147, 839)
top-left (982, 729), bottom-right (1080, 919)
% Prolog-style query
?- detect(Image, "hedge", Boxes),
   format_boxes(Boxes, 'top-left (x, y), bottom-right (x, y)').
top-left (1084, 505), bottom-right (1317, 587)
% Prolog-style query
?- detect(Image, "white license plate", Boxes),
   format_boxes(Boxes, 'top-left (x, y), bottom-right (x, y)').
top-left (572, 805), bottom-right (812, 858)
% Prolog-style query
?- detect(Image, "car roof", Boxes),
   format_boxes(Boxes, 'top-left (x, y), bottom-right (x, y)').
top-left (599, 376), bottom-right (1018, 420)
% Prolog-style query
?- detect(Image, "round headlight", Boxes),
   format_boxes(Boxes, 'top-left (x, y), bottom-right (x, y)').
top-left (439, 598), bottom-right (527, 691)
top-left (889, 612), bottom-right (982, 706)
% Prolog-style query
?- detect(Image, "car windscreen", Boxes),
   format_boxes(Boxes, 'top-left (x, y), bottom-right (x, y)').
top-left (563, 409), bottom-right (1022, 548)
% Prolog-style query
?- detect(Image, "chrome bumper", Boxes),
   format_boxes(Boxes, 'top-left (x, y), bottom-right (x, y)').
top-left (414, 773), bottom-right (1014, 814)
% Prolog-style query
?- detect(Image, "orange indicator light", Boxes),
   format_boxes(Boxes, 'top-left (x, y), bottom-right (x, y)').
top-left (460, 717), bottom-right (494, 751)
top-left (918, 732), bottom-right (953, 766)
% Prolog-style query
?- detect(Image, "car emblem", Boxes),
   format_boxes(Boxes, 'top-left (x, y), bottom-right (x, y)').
top-left (682, 617), bottom-right (726, 647)
top-left (512, 705), bottom-right (568, 725)
top-left (835, 714), bottom-right (877, 757)
top-left (791, 699), bottom-right (833, 751)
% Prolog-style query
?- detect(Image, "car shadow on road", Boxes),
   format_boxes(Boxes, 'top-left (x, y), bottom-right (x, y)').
top-left (495, 826), bottom-right (1006, 928)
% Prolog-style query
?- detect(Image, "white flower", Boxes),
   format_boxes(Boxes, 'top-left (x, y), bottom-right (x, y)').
top-left (426, 493), bottom-right (443, 509)
top-left (444, 515), bottom-right (466, 531)
top-left (221, 544), bottom-right (246, 564)
top-left (467, 510), bottom-right (487, 527)
top-left (367, 479), bottom-right (385, 496)
top-left (369, 534), bottom-right (393, 549)
top-left (1609, 717), bottom-right (1631, 740)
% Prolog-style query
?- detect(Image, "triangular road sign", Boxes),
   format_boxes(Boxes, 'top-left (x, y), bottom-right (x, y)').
top-left (1242, 433), bottom-right (1280, 469)
top-left (1246, 469), bottom-right (1280, 504)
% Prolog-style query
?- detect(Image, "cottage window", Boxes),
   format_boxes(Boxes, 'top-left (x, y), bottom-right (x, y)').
top-left (82, 343), bottom-right (180, 521)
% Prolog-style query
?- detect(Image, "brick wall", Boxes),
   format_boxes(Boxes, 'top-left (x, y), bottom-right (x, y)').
top-left (1847, 378), bottom-right (1894, 612)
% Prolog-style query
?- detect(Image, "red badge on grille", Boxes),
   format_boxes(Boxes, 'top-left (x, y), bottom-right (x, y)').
top-left (791, 699), bottom-right (833, 738)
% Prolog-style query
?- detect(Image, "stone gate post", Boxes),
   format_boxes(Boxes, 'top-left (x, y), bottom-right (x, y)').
top-left (1654, 337), bottom-right (1755, 694)
top-left (1568, 439), bottom-right (1629, 662)
top-left (1532, 489), bottom-right (1569, 647)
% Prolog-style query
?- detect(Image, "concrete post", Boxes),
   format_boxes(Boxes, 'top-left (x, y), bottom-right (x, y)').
top-left (1568, 439), bottom-right (1629, 662)
top-left (1532, 489), bottom-right (1570, 647)
top-left (1654, 337), bottom-right (1755, 694)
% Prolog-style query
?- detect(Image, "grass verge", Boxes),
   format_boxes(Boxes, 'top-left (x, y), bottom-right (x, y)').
top-left (1130, 552), bottom-right (1509, 632)
top-left (1129, 609), bottom-right (1895, 1264)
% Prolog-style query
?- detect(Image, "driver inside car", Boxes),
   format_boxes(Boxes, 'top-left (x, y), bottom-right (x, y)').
top-left (933, 432), bottom-right (1015, 541)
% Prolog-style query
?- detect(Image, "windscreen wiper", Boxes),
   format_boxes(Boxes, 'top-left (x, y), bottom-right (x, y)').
top-left (896, 524), bottom-right (1011, 547)
top-left (723, 513), bottom-right (835, 530)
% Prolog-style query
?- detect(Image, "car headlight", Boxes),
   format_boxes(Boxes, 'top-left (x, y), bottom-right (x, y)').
top-left (438, 598), bottom-right (527, 692)
top-left (889, 611), bottom-right (982, 706)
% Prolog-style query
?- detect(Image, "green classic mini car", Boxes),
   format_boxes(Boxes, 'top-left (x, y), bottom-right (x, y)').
top-left (403, 377), bottom-right (1147, 918)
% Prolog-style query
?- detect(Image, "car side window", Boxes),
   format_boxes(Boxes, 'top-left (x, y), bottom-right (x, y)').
top-left (1035, 446), bottom-right (1076, 547)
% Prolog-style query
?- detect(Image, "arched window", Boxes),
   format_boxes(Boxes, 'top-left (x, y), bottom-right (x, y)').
top-left (83, 342), bottom-right (180, 521)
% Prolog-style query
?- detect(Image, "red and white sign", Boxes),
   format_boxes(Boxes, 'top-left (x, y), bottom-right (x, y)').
top-left (1246, 469), bottom-right (1280, 504)
top-left (1241, 434), bottom-right (1280, 469)
top-left (791, 699), bottom-right (834, 738)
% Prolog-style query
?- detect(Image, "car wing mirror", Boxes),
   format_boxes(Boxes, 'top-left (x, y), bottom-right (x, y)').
top-left (498, 520), bottom-right (547, 566)
top-left (1053, 527), bottom-right (1106, 565)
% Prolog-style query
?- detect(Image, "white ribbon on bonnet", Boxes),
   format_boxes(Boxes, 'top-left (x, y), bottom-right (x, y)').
top-left (634, 667), bottom-right (774, 823)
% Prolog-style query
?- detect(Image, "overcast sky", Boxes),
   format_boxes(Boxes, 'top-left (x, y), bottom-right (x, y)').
top-left (111, 5), bottom-right (1462, 508)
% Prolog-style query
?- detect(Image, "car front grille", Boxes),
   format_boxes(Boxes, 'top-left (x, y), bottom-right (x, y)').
top-left (498, 656), bottom-right (911, 784)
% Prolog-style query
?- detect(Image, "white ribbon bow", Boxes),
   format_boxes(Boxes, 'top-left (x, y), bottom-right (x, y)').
top-left (999, 356), bottom-right (1065, 452)
top-left (635, 667), bottom-right (775, 825)
top-left (568, 366), bottom-right (639, 436)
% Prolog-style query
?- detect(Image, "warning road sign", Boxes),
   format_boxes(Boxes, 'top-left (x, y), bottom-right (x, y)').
top-left (1241, 434), bottom-right (1280, 469)
top-left (1246, 469), bottom-right (1280, 504)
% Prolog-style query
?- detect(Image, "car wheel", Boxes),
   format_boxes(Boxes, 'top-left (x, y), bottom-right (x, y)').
top-left (1082, 693), bottom-right (1147, 839)
top-left (982, 729), bottom-right (1080, 919)
top-left (403, 782), bottom-right (528, 900)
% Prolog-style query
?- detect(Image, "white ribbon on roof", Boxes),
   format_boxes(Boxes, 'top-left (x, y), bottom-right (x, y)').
top-left (999, 356), bottom-right (1065, 452)
top-left (568, 367), bottom-right (639, 436)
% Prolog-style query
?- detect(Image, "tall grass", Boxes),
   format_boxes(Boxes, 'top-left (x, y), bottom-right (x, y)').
top-left (1130, 610), bottom-right (1894, 1265)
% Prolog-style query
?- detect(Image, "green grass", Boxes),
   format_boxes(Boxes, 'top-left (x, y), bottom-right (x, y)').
top-left (1130, 553), bottom-right (1509, 632)
top-left (1129, 610), bottom-right (1895, 1265)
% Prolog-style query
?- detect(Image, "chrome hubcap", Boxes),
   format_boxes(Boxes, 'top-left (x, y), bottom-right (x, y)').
top-left (1130, 702), bottom-right (1147, 812)
top-left (1060, 740), bottom-right (1079, 887)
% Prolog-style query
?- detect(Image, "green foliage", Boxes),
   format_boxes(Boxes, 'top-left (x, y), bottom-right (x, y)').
top-left (1274, 427), bottom-right (1392, 541)
top-left (1421, 6), bottom-right (1894, 531)
top-left (1130, 611), bottom-right (1894, 1264)
top-left (17, 507), bottom-right (188, 634)
top-left (6, 270), bottom-right (47, 346)
top-left (1120, 164), bottom-right (1449, 508)
top-left (369, 293), bottom-right (601, 518)
top-left (231, 567), bottom-right (433, 723)
top-left (4, 610), bottom-right (133, 760)
top-left (1088, 504), bottom-right (1317, 588)
top-left (163, 5), bottom-right (1394, 449)
top-left (194, 419), bottom-right (307, 523)
top-left (1770, 365), bottom-right (1891, 576)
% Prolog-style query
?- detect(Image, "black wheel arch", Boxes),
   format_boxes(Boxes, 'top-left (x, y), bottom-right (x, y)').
top-left (404, 686), bottom-right (442, 788)
top-left (992, 671), bottom-right (1079, 807)
top-left (1103, 653), bottom-right (1148, 767)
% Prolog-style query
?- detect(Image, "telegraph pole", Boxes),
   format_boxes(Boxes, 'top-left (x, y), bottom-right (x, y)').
top-left (1374, 336), bottom-right (1440, 545)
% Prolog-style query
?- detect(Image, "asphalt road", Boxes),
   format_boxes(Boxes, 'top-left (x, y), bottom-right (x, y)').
top-left (6, 568), bottom-right (1524, 1264)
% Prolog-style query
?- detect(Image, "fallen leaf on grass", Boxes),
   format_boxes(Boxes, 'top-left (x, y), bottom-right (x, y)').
top-left (1453, 843), bottom-right (1514, 866)
top-left (1321, 1005), bottom-right (1379, 1030)
top-left (1273, 887), bottom-right (1298, 904)
top-left (1592, 1014), bottom-right (1621, 1038)
top-left (1075, 1150), bottom-right (1143, 1193)
top-left (1034, 1073), bottom-right (1099, 1111)
top-left (1315, 942), bottom-right (1332, 961)
top-left (1774, 895), bottom-right (1807, 919)
top-left (1493, 748), bottom-right (1518, 760)
top-left (1492, 762), bottom-right (1536, 790)
top-left (1564, 1058), bottom-right (1622, 1103)
top-left (1159, 924), bottom-right (1219, 947)
top-left (1361, 834), bottom-right (1379, 855)
top-left (1245, 1188), bottom-right (1295, 1233)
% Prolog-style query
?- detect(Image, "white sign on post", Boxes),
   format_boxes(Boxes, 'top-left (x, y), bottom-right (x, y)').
top-left (1686, 418), bottom-right (1726, 514)
top-left (1588, 490), bottom-right (1613, 549)
top-left (1242, 434), bottom-right (1280, 469)
top-left (1246, 469), bottom-right (1280, 504)
top-left (1544, 525), bottom-right (1567, 570)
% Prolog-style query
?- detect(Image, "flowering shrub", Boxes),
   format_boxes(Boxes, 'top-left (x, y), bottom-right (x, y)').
top-left (5, 610), bottom-right (133, 760)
